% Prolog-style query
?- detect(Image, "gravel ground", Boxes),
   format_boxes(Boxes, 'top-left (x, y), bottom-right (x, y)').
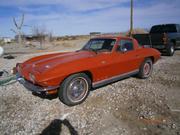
top-left (0, 47), bottom-right (180, 135)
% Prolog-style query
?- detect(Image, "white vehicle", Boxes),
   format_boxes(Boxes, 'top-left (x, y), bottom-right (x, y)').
top-left (0, 46), bottom-right (4, 57)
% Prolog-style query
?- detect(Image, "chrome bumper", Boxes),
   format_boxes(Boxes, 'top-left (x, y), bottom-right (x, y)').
top-left (16, 73), bottom-right (59, 94)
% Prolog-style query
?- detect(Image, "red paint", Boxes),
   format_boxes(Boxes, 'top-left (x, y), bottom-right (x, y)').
top-left (17, 36), bottom-right (160, 93)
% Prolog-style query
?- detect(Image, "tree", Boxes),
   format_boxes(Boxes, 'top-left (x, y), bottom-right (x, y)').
top-left (32, 25), bottom-right (47, 49)
top-left (11, 13), bottom-right (24, 45)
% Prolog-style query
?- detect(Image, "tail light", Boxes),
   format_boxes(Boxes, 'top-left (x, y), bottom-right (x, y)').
top-left (163, 33), bottom-right (167, 44)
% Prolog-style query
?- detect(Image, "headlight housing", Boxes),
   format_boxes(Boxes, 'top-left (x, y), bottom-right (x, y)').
top-left (16, 63), bottom-right (21, 73)
top-left (29, 73), bottom-right (36, 83)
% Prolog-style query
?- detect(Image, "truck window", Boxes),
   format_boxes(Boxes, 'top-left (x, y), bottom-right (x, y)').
top-left (150, 25), bottom-right (162, 33)
top-left (164, 24), bottom-right (177, 33)
top-left (118, 40), bottom-right (134, 52)
top-left (150, 24), bottom-right (177, 33)
top-left (177, 24), bottom-right (180, 33)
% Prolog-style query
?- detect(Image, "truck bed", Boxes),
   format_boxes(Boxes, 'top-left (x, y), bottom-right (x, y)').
top-left (133, 33), bottom-right (165, 47)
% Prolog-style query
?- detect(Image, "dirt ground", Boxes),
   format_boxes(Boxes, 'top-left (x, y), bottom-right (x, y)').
top-left (0, 40), bottom-right (180, 135)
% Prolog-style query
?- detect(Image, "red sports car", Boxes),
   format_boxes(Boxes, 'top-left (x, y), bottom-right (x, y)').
top-left (16, 36), bottom-right (160, 106)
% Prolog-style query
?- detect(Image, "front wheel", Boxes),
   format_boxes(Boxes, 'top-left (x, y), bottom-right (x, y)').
top-left (138, 58), bottom-right (153, 79)
top-left (58, 73), bottom-right (91, 106)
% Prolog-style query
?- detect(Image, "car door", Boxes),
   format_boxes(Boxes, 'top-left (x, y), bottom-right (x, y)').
top-left (88, 38), bottom-right (118, 82)
top-left (112, 39), bottom-right (141, 76)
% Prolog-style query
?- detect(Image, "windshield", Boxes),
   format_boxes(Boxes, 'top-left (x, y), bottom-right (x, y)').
top-left (82, 38), bottom-right (116, 52)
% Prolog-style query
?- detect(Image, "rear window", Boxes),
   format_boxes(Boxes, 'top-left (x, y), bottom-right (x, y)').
top-left (150, 24), bottom-right (177, 33)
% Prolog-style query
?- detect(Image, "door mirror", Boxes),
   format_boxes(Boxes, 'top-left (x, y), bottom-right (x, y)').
top-left (121, 47), bottom-right (127, 53)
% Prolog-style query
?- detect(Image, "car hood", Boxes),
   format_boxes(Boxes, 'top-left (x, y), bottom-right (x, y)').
top-left (22, 51), bottom-right (95, 73)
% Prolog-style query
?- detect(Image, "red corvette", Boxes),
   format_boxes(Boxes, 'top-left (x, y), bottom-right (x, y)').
top-left (16, 36), bottom-right (160, 106)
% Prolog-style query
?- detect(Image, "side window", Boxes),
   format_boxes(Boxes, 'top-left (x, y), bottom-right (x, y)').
top-left (90, 40), bottom-right (104, 50)
top-left (118, 40), bottom-right (134, 52)
top-left (177, 24), bottom-right (180, 33)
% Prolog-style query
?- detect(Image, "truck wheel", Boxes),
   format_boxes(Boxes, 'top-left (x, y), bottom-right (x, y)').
top-left (166, 43), bottom-right (175, 56)
top-left (138, 58), bottom-right (153, 79)
top-left (58, 73), bottom-right (91, 106)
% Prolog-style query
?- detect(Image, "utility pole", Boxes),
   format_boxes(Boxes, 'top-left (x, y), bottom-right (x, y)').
top-left (130, 0), bottom-right (133, 37)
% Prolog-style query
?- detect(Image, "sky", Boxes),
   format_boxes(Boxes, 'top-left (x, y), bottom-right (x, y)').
top-left (0, 0), bottom-right (180, 38)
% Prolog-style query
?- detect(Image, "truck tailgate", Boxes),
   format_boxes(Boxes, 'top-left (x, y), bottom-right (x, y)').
top-left (150, 34), bottom-right (164, 45)
top-left (133, 34), bottom-right (151, 46)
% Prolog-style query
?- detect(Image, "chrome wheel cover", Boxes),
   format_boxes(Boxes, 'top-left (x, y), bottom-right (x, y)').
top-left (143, 62), bottom-right (151, 76)
top-left (67, 77), bottom-right (89, 103)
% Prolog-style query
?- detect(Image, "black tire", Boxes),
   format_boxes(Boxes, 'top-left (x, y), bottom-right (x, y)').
top-left (166, 43), bottom-right (175, 56)
top-left (138, 58), bottom-right (153, 79)
top-left (58, 73), bottom-right (91, 106)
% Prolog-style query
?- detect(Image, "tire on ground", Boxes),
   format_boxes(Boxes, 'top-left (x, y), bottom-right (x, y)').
top-left (58, 73), bottom-right (91, 106)
top-left (138, 58), bottom-right (153, 79)
top-left (166, 42), bottom-right (175, 56)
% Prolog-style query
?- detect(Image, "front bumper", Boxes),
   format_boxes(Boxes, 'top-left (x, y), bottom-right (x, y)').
top-left (16, 73), bottom-right (59, 95)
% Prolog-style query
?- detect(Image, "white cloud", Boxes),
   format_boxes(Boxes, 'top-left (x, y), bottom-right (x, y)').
top-left (21, 6), bottom-right (131, 35)
top-left (134, 2), bottom-right (180, 28)
top-left (0, 0), bottom-right (130, 11)
top-left (0, 0), bottom-right (180, 37)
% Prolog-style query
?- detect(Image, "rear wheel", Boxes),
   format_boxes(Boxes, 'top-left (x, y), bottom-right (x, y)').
top-left (166, 43), bottom-right (175, 56)
top-left (138, 58), bottom-right (153, 79)
top-left (58, 73), bottom-right (91, 106)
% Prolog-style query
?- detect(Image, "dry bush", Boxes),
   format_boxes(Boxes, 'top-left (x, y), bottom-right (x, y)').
top-left (126, 28), bottom-right (149, 35)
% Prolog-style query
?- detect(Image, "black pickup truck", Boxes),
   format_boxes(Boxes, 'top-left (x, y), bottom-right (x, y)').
top-left (133, 24), bottom-right (180, 56)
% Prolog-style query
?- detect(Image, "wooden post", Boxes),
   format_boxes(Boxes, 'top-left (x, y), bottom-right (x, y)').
top-left (130, 0), bottom-right (133, 37)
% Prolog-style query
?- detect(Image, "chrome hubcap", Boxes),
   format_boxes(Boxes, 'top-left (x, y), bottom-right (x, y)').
top-left (144, 63), bottom-right (151, 75)
top-left (67, 77), bottom-right (88, 102)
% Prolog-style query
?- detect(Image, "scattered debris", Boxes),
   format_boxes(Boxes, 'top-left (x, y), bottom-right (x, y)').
top-left (171, 123), bottom-right (176, 129)
top-left (0, 70), bottom-right (9, 78)
top-left (0, 70), bottom-right (16, 86)
top-left (0, 46), bottom-right (180, 135)
top-left (3, 55), bottom-right (16, 59)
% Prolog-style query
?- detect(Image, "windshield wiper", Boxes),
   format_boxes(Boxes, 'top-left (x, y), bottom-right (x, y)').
top-left (89, 48), bottom-right (98, 54)
top-left (81, 48), bottom-right (97, 54)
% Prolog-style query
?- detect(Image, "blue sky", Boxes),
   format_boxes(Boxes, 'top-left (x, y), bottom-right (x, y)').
top-left (0, 0), bottom-right (180, 38)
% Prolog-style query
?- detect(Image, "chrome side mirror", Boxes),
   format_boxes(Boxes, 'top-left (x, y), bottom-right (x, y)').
top-left (122, 48), bottom-right (127, 53)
